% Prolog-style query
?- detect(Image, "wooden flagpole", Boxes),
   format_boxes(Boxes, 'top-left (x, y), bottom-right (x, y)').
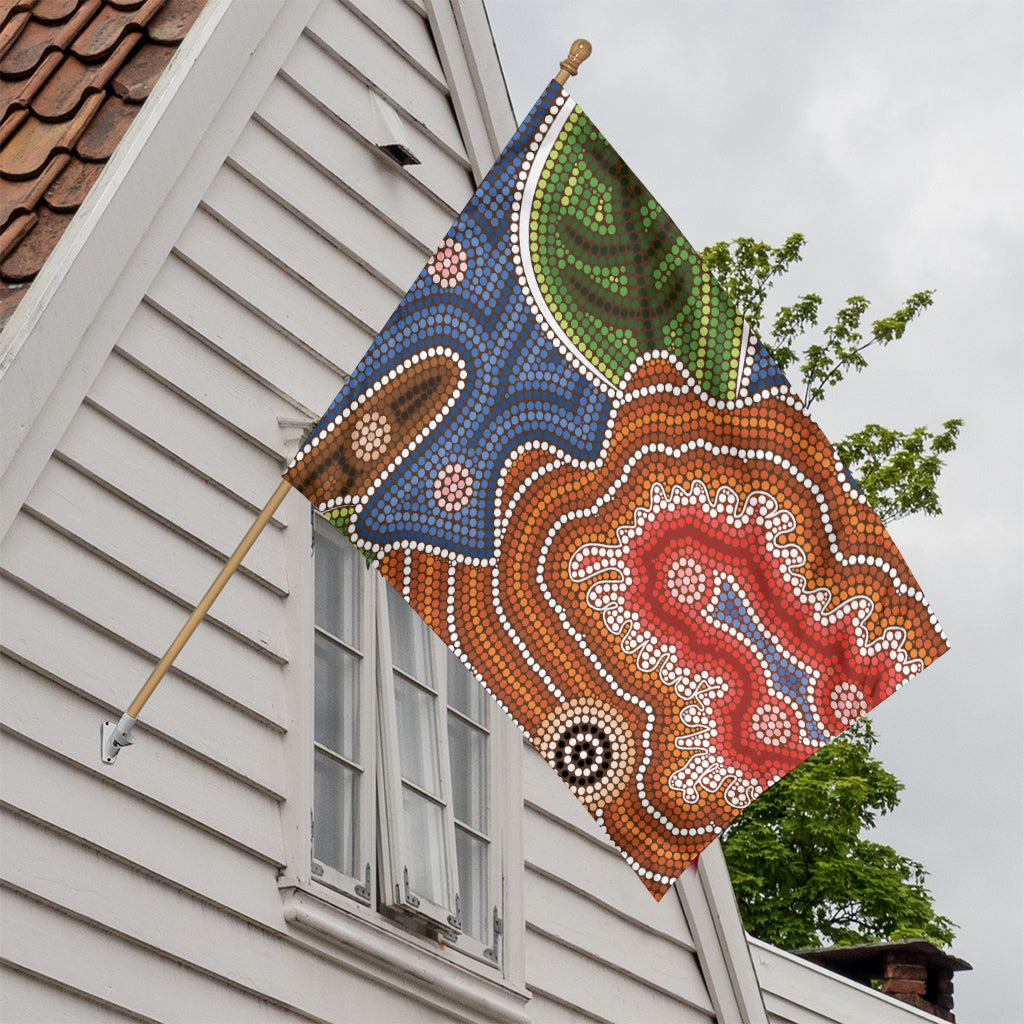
top-left (101, 39), bottom-right (593, 765)
top-left (101, 478), bottom-right (293, 763)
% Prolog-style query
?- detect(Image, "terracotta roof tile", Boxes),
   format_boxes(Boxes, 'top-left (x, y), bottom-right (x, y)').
top-left (0, 47), bottom-right (61, 120)
top-left (0, 0), bottom-right (99, 78)
top-left (0, 209), bottom-right (37, 260)
top-left (0, 10), bottom-right (32, 61)
top-left (0, 2), bottom-right (38, 24)
top-left (0, 0), bottom-right (206, 324)
top-left (69, 0), bottom-right (160, 61)
top-left (0, 105), bottom-right (29, 145)
top-left (145, 0), bottom-right (201, 44)
top-left (0, 279), bottom-right (30, 320)
top-left (110, 33), bottom-right (169, 99)
top-left (1, 150), bottom-right (70, 228)
top-left (1, 203), bottom-right (75, 279)
top-left (42, 151), bottom-right (101, 208)
top-left (32, 32), bottom-right (138, 118)
top-left (32, 0), bottom-right (85, 23)
top-left (74, 90), bottom-right (132, 158)
top-left (0, 89), bottom-right (101, 176)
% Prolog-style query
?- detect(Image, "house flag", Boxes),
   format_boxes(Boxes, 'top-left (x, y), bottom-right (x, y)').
top-left (285, 81), bottom-right (948, 899)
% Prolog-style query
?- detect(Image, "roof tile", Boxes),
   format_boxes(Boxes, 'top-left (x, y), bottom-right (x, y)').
top-left (110, 34), bottom-right (169, 100)
top-left (0, 1), bottom-right (38, 24)
top-left (0, 209), bottom-right (37, 260)
top-left (1, 0), bottom-right (206, 317)
top-left (42, 151), bottom-right (102, 208)
top-left (1, 150), bottom-right (70, 228)
top-left (69, 0), bottom-right (161, 61)
top-left (31, 0), bottom-right (82, 23)
top-left (0, 89), bottom-right (101, 176)
top-left (74, 90), bottom-right (132, 159)
top-left (145, 0), bottom-right (201, 44)
top-left (0, 279), bottom-right (31, 322)
top-left (0, 203), bottom-right (75, 278)
top-left (0, 10), bottom-right (32, 62)
top-left (0, 0), bottom-right (99, 78)
top-left (0, 104), bottom-right (30, 145)
top-left (32, 31), bottom-right (138, 118)
top-left (0, 47), bottom-right (61, 120)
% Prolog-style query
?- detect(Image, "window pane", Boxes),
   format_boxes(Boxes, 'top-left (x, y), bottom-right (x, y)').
top-left (394, 675), bottom-right (441, 796)
top-left (387, 584), bottom-right (431, 682)
top-left (315, 524), bottom-right (360, 645)
top-left (446, 649), bottom-right (487, 724)
top-left (447, 715), bottom-right (487, 833)
top-left (313, 751), bottom-right (359, 877)
top-left (314, 634), bottom-right (359, 761)
top-left (456, 827), bottom-right (489, 942)
top-left (402, 787), bottom-right (448, 907)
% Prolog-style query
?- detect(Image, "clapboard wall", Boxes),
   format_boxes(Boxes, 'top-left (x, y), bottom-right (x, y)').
top-left (0, 2), bottom-right (721, 1020)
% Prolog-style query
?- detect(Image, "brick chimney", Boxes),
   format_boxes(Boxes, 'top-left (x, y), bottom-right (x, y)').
top-left (795, 939), bottom-right (971, 1021)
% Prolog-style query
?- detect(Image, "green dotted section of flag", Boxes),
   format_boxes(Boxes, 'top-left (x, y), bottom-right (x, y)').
top-left (324, 507), bottom-right (375, 565)
top-left (528, 107), bottom-right (744, 399)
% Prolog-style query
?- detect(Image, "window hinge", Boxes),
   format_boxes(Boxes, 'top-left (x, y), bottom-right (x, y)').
top-left (402, 866), bottom-right (421, 908)
top-left (354, 862), bottom-right (371, 904)
top-left (483, 906), bottom-right (502, 962)
top-left (447, 893), bottom-right (461, 931)
top-left (311, 860), bottom-right (325, 877)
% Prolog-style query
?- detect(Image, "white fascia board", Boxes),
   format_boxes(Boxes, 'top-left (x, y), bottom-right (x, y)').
top-left (675, 841), bottom-right (770, 1024)
top-left (424, 0), bottom-right (517, 183)
top-left (749, 937), bottom-right (941, 1024)
top-left (0, 0), bottom-right (318, 542)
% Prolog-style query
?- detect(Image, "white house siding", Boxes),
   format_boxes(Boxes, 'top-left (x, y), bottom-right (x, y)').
top-left (0, 2), bottom-right (725, 1021)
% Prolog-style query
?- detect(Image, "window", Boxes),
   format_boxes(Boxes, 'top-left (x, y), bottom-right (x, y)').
top-left (310, 513), bottom-right (504, 963)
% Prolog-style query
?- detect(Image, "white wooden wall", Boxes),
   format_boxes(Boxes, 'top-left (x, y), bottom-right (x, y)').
top-left (0, 2), bottom-right (724, 1020)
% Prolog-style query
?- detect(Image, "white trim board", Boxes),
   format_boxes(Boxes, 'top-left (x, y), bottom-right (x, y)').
top-left (0, 0), bottom-right (319, 542)
top-left (676, 841), bottom-right (769, 1024)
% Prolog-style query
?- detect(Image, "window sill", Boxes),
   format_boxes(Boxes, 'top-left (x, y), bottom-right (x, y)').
top-left (279, 886), bottom-right (531, 1023)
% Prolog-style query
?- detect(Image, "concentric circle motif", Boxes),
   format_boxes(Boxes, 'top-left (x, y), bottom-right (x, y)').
top-left (536, 700), bottom-right (636, 812)
top-left (426, 238), bottom-right (467, 288)
top-left (829, 680), bottom-right (869, 727)
top-left (433, 463), bottom-right (473, 513)
top-left (351, 410), bottom-right (392, 462)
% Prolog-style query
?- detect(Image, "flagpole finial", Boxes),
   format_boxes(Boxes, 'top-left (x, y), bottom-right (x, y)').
top-left (555, 39), bottom-right (592, 85)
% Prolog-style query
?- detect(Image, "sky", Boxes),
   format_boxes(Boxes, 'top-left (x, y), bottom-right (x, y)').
top-left (485, 3), bottom-right (1023, 1021)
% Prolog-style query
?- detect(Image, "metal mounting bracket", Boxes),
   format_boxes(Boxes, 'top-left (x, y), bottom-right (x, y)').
top-left (101, 713), bottom-right (137, 764)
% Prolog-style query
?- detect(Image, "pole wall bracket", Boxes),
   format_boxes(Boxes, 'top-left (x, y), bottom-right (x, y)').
top-left (101, 713), bottom-right (137, 765)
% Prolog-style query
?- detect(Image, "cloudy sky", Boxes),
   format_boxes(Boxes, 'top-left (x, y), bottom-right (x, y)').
top-left (486, 3), bottom-right (1023, 1020)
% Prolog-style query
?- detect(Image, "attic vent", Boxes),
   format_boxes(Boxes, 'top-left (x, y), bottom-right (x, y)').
top-left (370, 93), bottom-right (421, 167)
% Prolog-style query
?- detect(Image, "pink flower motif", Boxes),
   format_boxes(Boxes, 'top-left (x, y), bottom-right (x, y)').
top-left (427, 238), bottom-right (468, 288)
top-left (829, 681), bottom-right (869, 727)
top-left (750, 703), bottom-right (796, 747)
top-left (434, 463), bottom-right (473, 513)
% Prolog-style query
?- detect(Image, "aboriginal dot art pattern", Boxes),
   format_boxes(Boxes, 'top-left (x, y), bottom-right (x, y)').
top-left (286, 82), bottom-right (948, 899)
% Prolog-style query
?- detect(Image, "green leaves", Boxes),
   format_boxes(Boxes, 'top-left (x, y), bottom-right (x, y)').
top-left (836, 419), bottom-right (964, 524)
top-left (721, 721), bottom-right (957, 950)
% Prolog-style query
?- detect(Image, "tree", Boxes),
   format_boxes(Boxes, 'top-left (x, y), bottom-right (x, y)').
top-left (703, 234), bottom-right (960, 949)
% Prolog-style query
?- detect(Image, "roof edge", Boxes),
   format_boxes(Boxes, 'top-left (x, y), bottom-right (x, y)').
top-left (675, 842), bottom-right (770, 1024)
top-left (0, 0), bottom-right (317, 541)
top-left (424, 0), bottom-right (517, 183)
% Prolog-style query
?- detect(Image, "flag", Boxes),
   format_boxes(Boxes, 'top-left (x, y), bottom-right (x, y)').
top-left (285, 80), bottom-right (948, 899)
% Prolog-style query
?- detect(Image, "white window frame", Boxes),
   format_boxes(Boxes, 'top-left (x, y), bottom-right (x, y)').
top-left (376, 572), bottom-right (505, 962)
top-left (309, 517), bottom-right (377, 904)
top-left (279, 509), bottom-right (524, 989)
